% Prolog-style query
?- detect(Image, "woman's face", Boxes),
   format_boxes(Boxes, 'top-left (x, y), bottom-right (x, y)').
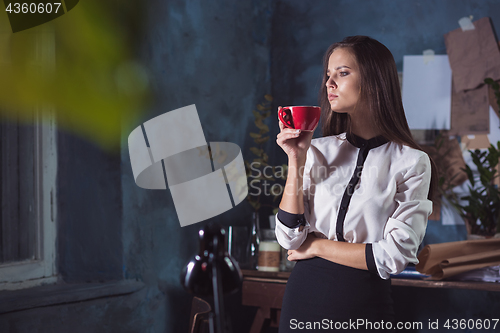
top-left (325, 47), bottom-right (365, 114)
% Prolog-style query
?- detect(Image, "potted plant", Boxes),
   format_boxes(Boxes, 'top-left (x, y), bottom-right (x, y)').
top-left (245, 94), bottom-right (287, 216)
top-left (455, 143), bottom-right (500, 238)
top-left (439, 78), bottom-right (500, 238)
top-left (243, 95), bottom-right (287, 268)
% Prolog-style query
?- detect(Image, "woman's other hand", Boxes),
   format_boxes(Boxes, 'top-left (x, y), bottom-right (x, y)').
top-left (287, 233), bottom-right (318, 261)
top-left (276, 106), bottom-right (315, 162)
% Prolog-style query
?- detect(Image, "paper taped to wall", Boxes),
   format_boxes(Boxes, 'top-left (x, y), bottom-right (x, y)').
top-left (402, 55), bottom-right (452, 130)
top-left (444, 17), bottom-right (500, 92)
top-left (449, 84), bottom-right (489, 136)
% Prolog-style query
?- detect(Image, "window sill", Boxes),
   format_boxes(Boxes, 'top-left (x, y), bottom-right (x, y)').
top-left (0, 279), bottom-right (145, 314)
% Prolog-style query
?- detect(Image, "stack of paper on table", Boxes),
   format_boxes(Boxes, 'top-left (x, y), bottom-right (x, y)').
top-left (416, 238), bottom-right (500, 280)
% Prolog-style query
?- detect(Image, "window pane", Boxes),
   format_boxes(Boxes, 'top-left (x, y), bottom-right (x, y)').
top-left (0, 115), bottom-right (38, 264)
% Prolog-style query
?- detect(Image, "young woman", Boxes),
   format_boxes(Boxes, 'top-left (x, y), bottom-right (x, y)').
top-left (275, 36), bottom-right (437, 332)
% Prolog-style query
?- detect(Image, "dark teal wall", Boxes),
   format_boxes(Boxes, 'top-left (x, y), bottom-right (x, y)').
top-left (121, 0), bottom-right (273, 332)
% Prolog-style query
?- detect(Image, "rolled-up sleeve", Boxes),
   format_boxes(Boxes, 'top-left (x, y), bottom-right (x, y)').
top-left (275, 215), bottom-right (310, 250)
top-left (369, 153), bottom-right (433, 279)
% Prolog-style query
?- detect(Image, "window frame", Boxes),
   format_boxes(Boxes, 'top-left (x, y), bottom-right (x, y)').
top-left (0, 110), bottom-right (58, 290)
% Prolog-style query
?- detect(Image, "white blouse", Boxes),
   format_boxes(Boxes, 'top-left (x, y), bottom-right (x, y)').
top-left (275, 132), bottom-right (433, 279)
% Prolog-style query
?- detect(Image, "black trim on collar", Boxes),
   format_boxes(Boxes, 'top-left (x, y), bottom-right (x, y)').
top-left (346, 132), bottom-right (389, 149)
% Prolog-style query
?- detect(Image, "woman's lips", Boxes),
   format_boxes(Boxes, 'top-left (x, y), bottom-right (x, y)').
top-left (328, 93), bottom-right (338, 101)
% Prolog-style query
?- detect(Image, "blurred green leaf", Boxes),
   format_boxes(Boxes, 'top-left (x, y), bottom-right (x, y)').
top-left (0, 0), bottom-right (149, 150)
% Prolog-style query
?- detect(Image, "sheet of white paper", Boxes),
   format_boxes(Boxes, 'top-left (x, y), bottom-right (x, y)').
top-left (488, 106), bottom-right (500, 146)
top-left (402, 55), bottom-right (452, 130)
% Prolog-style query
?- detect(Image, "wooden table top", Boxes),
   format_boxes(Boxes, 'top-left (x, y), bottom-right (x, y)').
top-left (241, 269), bottom-right (500, 292)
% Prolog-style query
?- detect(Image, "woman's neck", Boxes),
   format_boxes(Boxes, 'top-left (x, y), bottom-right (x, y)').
top-left (350, 115), bottom-right (382, 140)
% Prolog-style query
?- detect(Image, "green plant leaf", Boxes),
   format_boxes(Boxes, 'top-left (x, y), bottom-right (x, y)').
top-left (485, 78), bottom-right (495, 85)
top-left (253, 158), bottom-right (268, 165)
top-left (252, 175), bottom-right (275, 181)
top-left (438, 176), bottom-right (445, 187)
top-left (252, 110), bottom-right (262, 121)
top-left (254, 136), bottom-right (269, 144)
top-left (250, 147), bottom-right (264, 156)
top-left (257, 104), bottom-right (270, 111)
top-left (464, 164), bottom-right (474, 187)
top-left (255, 118), bottom-right (270, 132)
top-left (248, 200), bottom-right (261, 211)
top-left (249, 132), bottom-right (262, 139)
top-left (264, 94), bottom-right (273, 102)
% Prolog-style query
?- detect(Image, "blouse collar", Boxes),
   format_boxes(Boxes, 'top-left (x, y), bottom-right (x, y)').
top-left (346, 132), bottom-right (389, 149)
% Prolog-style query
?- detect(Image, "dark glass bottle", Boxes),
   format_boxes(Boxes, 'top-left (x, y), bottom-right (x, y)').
top-left (248, 212), bottom-right (261, 270)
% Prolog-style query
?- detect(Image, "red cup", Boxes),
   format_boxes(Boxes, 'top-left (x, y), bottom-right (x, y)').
top-left (278, 106), bottom-right (321, 131)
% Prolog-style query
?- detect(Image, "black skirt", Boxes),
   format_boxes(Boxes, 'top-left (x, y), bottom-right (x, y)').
top-left (279, 257), bottom-right (395, 332)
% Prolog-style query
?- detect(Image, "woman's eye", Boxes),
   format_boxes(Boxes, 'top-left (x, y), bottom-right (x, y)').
top-left (339, 72), bottom-right (349, 77)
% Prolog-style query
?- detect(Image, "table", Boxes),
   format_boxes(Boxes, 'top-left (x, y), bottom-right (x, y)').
top-left (241, 270), bottom-right (289, 333)
top-left (241, 269), bottom-right (500, 333)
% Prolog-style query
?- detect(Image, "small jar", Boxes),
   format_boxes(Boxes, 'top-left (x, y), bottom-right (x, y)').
top-left (258, 241), bottom-right (281, 272)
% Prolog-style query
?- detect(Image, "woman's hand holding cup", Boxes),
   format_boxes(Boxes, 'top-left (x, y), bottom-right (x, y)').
top-left (276, 106), bottom-right (317, 162)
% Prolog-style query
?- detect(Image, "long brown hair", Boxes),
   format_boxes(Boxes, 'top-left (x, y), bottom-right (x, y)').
top-left (319, 36), bottom-right (438, 201)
